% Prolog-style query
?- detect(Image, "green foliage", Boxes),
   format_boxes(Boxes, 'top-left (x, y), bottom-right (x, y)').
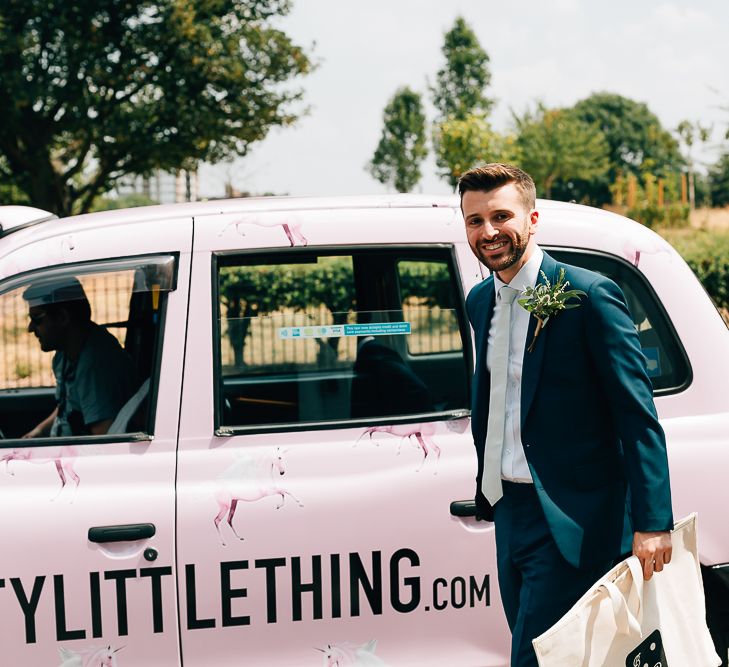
top-left (616, 172), bottom-right (690, 228)
top-left (518, 269), bottom-right (586, 321)
top-left (14, 362), bottom-right (31, 380)
top-left (432, 114), bottom-right (508, 188)
top-left (675, 119), bottom-right (712, 210)
top-left (219, 257), bottom-right (355, 366)
top-left (518, 268), bottom-right (586, 352)
top-left (367, 87), bottom-right (427, 192)
top-left (398, 261), bottom-right (453, 308)
top-left (0, 0), bottom-right (313, 216)
top-left (0, 157), bottom-right (28, 204)
top-left (431, 16), bottom-right (494, 122)
top-left (631, 201), bottom-right (691, 228)
top-left (709, 153), bottom-right (729, 207)
top-left (660, 229), bottom-right (729, 312)
top-left (219, 259), bottom-right (456, 364)
top-left (563, 92), bottom-right (684, 205)
top-left (90, 193), bottom-right (158, 212)
top-left (511, 104), bottom-right (610, 199)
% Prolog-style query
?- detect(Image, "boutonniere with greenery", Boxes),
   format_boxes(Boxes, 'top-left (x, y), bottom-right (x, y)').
top-left (518, 268), bottom-right (586, 353)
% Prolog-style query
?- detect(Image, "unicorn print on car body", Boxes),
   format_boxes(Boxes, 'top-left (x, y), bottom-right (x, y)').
top-left (355, 422), bottom-right (441, 473)
top-left (226, 213), bottom-right (308, 247)
top-left (213, 446), bottom-right (303, 545)
top-left (1, 445), bottom-right (80, 500)
top-left (57, 644), bottom-right (123, 666)
top-left (315, 640), bottom-right (389, 666)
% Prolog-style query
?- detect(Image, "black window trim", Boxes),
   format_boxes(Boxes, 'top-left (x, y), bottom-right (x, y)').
top-left (211, 243), bottom-right (474, 436)
top-left (543, 245), bottom-right (693, 397)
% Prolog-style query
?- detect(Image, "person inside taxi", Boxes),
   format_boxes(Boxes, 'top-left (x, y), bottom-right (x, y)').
top-left (22, 277), bottom-right (136, 437)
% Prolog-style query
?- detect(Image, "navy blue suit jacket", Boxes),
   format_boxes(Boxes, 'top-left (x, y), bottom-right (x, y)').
top-left (466, 250), bottom-right (673, 568)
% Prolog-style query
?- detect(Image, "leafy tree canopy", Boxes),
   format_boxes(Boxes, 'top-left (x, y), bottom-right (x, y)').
top-left (433, 114), bottom-right (507, 188)
top-left (431, 16), bottom-right (494, 122)
top-left (0, 0), bottom-right (312, 216)
top-left (512, 103), bottom-right (610, 200)
top-left (367, 87), bottom-right (427, 193)
top-left (564, 92), bottom-right (683, 204)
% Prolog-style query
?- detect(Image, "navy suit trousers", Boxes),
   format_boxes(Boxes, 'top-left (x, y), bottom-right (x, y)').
top-left (494, 482), bottom-right (613, 667)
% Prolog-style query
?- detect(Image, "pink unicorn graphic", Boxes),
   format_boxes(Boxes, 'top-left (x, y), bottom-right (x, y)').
top-left (1, 445), bottom-right (79, 499)
top-left (57, 644), bottom-right (123, 666)
top-left (316, 640), bottom-right (389, 666)
top-left (230, 213), bottom-right (308, 247)
top-left (213, 447), bottom-right (303, 545)
top-left (355, 423), bottom-right (441, 473)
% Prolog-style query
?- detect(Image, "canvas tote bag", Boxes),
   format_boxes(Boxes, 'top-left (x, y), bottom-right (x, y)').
top-left (532, 513), bottom-right (721, 666)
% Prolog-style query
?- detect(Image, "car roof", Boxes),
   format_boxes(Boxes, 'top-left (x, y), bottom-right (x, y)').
top-left (0, 195), bottom-right (671, 265)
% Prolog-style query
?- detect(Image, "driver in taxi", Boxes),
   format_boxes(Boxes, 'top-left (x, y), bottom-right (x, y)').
top-left (22, 277), bottom-right (136, 437)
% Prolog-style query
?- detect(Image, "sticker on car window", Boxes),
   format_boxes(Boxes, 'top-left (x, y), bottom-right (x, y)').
top-left (278, 322), bottom-right (411, 339)
top-left (642, 347), bottom-right (661, 377)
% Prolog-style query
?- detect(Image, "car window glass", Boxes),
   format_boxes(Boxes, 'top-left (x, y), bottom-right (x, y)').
top-left (547, 249), bottom-right (690, 393)
top-left (397, 260), bottom-right (462, 355)
top-left (0, 256), bottom-right (174, 440)
top-left (216, 249), bottom-right (470, 429)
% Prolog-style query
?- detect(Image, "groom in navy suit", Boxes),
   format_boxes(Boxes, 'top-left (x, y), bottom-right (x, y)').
top-left (460, 164), bottom-right (673, 667)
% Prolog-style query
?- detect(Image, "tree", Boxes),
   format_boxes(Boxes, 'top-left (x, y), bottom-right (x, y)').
top-left (0, 157), bottom-right (29, 204)
top-left (0, 0), bottom-right (313, 216)
top-left (512, 104), bottom-right (610, 199)
top-left (432, 114), bottom-right (507, 188)
top-left (676, 119), bottom-right (712, 209)
top-left (367, 87), bottom-right (427, 193)
top-left (709, 153), bottom-right (729, 207)
top-left (566, 92), bottom-right (683, 205)
top-left (431, 16), bottom-right (494, 122)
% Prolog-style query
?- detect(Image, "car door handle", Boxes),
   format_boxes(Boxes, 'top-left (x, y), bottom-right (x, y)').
top-left (88, 523), bottom-right (156, 543)
top-left (450, 500), bottom-right (478, 517)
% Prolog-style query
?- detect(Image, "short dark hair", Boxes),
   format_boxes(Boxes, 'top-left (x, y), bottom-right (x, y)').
top-left (458, 163), bottom-right (536, 211)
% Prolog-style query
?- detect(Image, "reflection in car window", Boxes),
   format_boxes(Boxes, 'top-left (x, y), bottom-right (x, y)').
top-left (216, 249), bottom-right (470, 429)
top-left (0, 257), bottom-right (173, 440)
top-left (547, 249), bottom-right (690, 393)
top-left (397, 260), bottom-right (462, 355)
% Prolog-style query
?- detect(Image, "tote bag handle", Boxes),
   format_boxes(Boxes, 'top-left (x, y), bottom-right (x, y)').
top-left (599, 556), bottom-right (644, 637)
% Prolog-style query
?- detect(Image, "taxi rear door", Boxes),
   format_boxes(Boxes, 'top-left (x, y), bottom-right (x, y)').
top-left (176, 207), bottom-right (510, 666)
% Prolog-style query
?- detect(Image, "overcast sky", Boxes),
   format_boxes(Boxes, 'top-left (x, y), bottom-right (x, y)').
top-left (199, 0), bottom-right (729, 199)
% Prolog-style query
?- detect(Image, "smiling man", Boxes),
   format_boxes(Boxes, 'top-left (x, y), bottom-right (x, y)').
top-left (460, 163), bottom-right (673, 667)
top-left (22, 277), bottom-right (136, 437)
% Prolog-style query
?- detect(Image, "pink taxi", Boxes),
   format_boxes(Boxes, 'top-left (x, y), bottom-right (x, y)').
top-left (0, 197), bottom-right (727, 666)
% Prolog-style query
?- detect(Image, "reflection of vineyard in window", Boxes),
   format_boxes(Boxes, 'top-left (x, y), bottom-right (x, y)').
top-left (218, 256), bottom-right (463, 374)
top-left (219, 257), bottom-right (357, 373)
top-left (398, 260), bottom-right (461, 355)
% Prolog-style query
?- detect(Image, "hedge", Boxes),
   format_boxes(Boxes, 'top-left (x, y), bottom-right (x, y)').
top-left (658, 228), bottom-right (729, 314)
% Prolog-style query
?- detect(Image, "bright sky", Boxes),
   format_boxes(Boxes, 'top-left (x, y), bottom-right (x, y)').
top-left (199, 0), bottom-right (729, 199)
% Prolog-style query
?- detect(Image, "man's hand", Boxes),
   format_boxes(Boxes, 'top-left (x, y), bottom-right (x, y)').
top-left (633, 531), bottom-right (672, 581)
top-left (22, 408), bottom-right (58, 439)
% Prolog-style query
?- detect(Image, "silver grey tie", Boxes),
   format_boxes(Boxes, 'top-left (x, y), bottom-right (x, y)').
top-left (482, 285), bottom-right (519, 505)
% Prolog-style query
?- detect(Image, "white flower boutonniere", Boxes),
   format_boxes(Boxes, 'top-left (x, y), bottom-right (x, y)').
top-left (518, 268), bottom-right (586, 353)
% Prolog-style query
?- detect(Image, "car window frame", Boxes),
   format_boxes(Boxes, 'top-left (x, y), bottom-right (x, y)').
top-left (211, 244), bottom-right (474, 436)
top-left (543, 246), bottom-right (693, 397)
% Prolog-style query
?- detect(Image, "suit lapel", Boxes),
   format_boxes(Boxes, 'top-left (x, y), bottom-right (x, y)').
top-left (520, 252), bottom-right (557, 429)
top-left (472, 279), bottom-right (496, 443)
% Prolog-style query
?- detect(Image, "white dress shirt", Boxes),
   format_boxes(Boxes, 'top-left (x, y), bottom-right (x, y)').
top-left (487, 246), bottom-right (544, 483)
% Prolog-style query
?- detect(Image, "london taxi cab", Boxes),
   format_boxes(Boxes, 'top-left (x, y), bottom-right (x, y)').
top-left (0, 197), bottom-right (727, 666)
